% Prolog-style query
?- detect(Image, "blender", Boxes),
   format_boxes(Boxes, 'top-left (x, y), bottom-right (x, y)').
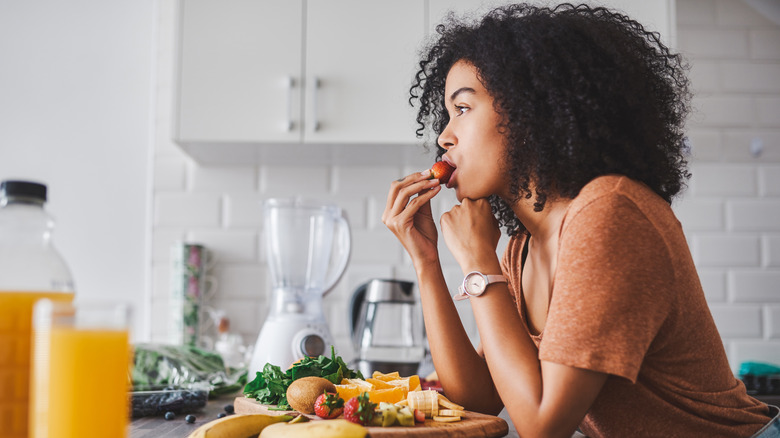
top-left (249, 198), bottom-right (351, 374)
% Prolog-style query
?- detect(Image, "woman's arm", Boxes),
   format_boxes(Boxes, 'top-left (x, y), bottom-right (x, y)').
top-left (440, 198), bottom-right (608, 438)
top-left (414, 260), bottom-right (504, 415)
top-left (382, 171), bottom-right (503, 413)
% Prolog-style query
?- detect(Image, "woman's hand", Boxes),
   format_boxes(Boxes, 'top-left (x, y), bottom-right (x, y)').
top-left (441, 198), bottom-right (502, 273)
top-left (382, 170), bottom-right (443, 267)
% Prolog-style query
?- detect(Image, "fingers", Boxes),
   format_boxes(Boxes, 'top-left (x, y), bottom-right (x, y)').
top-left (382, 170), bottom-right (437, 222)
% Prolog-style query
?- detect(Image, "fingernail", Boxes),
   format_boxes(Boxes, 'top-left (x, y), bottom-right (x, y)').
top-left (420, 169), bottom-right (431, 177)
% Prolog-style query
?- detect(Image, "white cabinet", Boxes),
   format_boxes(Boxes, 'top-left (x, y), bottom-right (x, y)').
top-left (175, 0), bottom-right (425, 153)
top-left (176, 0), bottom-right (304, 144)
top-left (305, 0), bottom-right (424, 144)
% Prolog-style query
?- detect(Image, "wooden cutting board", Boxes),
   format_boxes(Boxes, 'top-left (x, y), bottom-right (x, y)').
top-left (234, 396), bottom-right (509, 437)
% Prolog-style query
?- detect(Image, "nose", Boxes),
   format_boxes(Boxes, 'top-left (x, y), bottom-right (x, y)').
top-left (437, 121), bottom-right (455, 150)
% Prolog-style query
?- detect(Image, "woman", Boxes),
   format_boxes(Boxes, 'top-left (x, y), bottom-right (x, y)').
top-left (382, 3), bottom-right (774, 437)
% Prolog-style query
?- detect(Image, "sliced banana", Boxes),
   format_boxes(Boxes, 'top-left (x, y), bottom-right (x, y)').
top-left (433, 415), bottom-right (462, 423)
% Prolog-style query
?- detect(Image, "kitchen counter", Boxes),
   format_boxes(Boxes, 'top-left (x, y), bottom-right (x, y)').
top-left (129, 394), bottom-right (237, 438)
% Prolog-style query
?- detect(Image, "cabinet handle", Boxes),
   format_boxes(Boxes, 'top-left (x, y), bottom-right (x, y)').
top-left (312, 77), bottom-right (321, 132)
top-left (283, 76), bottom-right (294, 132)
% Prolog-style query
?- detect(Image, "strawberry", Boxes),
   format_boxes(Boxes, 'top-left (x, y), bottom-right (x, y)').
top-left (343, 392), bottom-right (377, 425)
top-left (414, 408), bottom-right (425, 423)
top-left (429, 161), bottom-right (455, 185)
top-left (313, 391), bottom-right (344, 419)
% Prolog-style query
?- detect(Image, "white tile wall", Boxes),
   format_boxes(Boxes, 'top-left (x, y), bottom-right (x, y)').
top-left (149, 0), bottom-right (780, 371)
top-left (675, 0), bottom-right (780, 369)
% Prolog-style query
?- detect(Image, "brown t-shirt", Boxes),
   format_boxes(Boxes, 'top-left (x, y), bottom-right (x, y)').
top-left (500, 175), bottom-right (769, 437)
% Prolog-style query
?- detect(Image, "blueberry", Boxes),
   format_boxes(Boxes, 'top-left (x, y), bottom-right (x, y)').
top-left (223, 404), bottom-right (234, 414)
top-left (185, 414), bottom-right (196, 424)
top-left (164, 411), bottom-right (175, 421)
top-left (217, 412), bottom-right (227, 418)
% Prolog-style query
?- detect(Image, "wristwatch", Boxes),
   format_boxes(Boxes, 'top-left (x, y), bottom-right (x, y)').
top-left (453, 271), bottom-right (507, 301)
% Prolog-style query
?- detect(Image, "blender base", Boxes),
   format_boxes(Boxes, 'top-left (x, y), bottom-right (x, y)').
top-left (248, 317), bottom-right (333, 375)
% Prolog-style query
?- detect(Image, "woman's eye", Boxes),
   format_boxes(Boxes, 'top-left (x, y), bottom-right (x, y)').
top-left (454, 105), bottom-right (470, 116)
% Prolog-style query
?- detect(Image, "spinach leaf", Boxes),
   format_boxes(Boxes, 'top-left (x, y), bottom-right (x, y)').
top-left (242, 346), bottom-right (362, 410)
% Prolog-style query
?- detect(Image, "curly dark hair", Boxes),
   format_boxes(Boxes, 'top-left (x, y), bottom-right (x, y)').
top-left (410, 3), bottom-right (692, 236)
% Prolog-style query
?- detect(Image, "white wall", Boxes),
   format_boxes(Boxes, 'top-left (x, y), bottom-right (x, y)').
top-left (675, 0), bottom-right (780, 369)
top-left (0, 0), bottom-right (156, 338)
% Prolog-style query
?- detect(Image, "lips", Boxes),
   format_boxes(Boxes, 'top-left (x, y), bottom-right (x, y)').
top-left (442, 156), bottom-right (457, 189)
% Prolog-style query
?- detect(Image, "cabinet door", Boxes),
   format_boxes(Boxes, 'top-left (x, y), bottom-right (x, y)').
top-left (304, 0), bottom-right (424, 144)
top-left (176, 0), bottom-right (304, 144)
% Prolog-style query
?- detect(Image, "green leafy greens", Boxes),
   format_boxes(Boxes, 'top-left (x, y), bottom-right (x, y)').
top-left (243, 346), bottom-right (363, 410)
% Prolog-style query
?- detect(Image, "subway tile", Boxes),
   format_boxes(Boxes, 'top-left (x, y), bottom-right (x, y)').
top-left (689, 96), bottom-right (753, 127)
top-left (699, 269), bottom-right (728, 302)
top-left (723, 131), bottom-right (780, 162)
top-left (214, 264), bottom-right (266, 299)
top-left (149, 296), bottom-right (171, 341)
top-left (332, 165), bottom-right (402, 197)
top-left (260, 165), bottom-right (330, 196)
top-left (674, 198), bottom-right (724, 231)
top-left (689, 164), bottom-right (757, 196)
top-left (191, 165), bottom-right (257, 192)
top-left (151, 227), bottom-right (186, 262)
top-left (154, 155), bottom-right (187, 191)
top-left (693, 234), bottom-right (760, 267)
top-left (688, 60), bottom-right (720, 93)
top-left (151, 263), bottom-right (171, 300)
top-left (678, 28), bottom-right (748, 59)
top-left (727, 200), bottom-right (780, 231)
top-left (155, 193), bottom-right (221, 227)
top-left (767, 306), bottom-right (780, 338)
top-left (752, 30), bottom-right (780, 60)
top-left (311, 195), bottom-right (367, 230)
top-left (211, 297), bottom-right (262, 336)
top-left (710, 304), bottom-right (763, 338)
top-left (677, 0), bottom-right (717, 26)
top-left (224, 194), bottom-right (264, 228)
top-left (721, 62), bottom-right (780, 93)
top-left (730, 270), bottom-right (780, 302)
top-left (765, 235), bottom-right (780, 267)
top-left (758, 168), bottom-right (780, 193)
top-left (715, 0), bottom-right (777, 27)
top-left (331, 263), bottom-right (395, 303)
top-left (686, 130), bottom-right (722, 161)
top-left (187, 229), bottom-right (258, 263)
top-left (732, 341), bottom-right (780, 369)
top-left (755, 98), bottom-right (780, 128)
top-left (350, 229), bottom-right (404, 264)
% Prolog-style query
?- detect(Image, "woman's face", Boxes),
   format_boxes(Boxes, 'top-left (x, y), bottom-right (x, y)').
top-left (438, 60), bottom-right (509, 202)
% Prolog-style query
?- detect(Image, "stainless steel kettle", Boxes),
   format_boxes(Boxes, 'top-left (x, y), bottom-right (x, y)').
top-left (349, 279), bottom-right (425, 376)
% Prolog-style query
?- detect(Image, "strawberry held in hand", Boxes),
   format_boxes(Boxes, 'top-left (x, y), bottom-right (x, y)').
top-left (343, 392), bottom-right (377, 425)
top-left (429, 161), bottom-right (455, 185)
top-left (313, 391), bottom-right (344, 419)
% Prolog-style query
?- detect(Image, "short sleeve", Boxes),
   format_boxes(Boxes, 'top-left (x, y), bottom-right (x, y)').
top-left (539, 193), bottom-right (675, 382)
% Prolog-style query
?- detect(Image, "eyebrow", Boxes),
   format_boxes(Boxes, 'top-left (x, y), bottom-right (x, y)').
top-left (449, 87), bottom-right (476, 102)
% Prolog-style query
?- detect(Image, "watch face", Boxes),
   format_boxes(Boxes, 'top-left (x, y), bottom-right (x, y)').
top-left (465, 273), bottom-right (486, 295)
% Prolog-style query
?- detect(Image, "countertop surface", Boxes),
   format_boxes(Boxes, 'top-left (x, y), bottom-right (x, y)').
top-left (129, 394), bottom-right (236, 438)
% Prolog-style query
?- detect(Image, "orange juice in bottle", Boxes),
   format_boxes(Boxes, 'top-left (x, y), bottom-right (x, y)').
top-left (0, 181), bottom-right (75, 438)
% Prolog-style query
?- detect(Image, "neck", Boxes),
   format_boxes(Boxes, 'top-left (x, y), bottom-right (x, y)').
top-left (509, 195), bottom-right (571, 243)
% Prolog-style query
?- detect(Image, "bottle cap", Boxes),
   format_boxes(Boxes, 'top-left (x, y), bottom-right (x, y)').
top-left (0, 180), bottom-right (47, 203)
